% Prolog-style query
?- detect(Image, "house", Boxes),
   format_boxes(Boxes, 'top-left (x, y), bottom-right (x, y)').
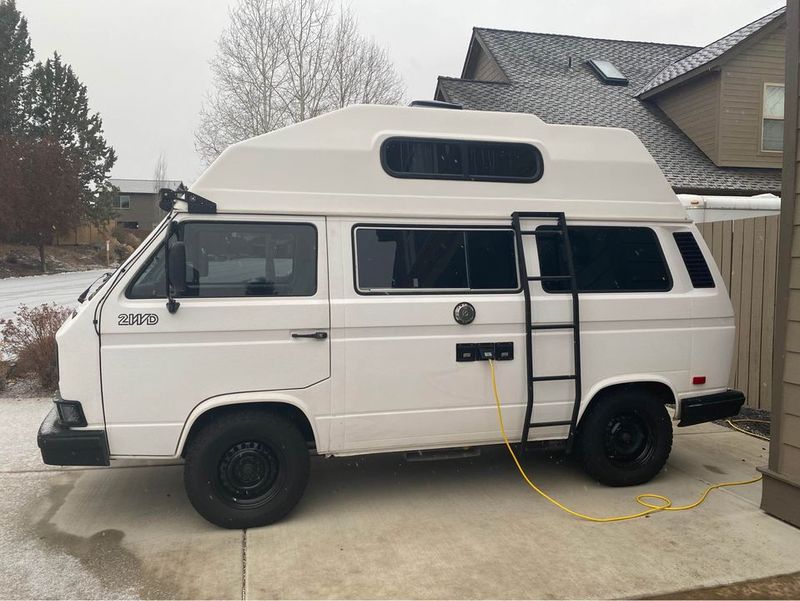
top-left (110, 178), bottom-right (181, 232)
top-left (435, 7), bottom-right (786, 197)
top-left (762, 0), bottom-right (800, 529)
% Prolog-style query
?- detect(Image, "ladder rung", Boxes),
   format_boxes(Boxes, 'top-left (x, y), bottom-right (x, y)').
top-left (531, 375), bottom-right (576, 382)
top-left (529, 420), bottom-right (572, 428)
top-left (518, 229), bottom-right (563, 236)
top-left (530, 322), bottom-right (576, 330)
top-left (528, 275), bottom-right (572, 282)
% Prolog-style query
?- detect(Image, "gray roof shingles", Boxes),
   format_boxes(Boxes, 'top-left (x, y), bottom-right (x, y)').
top-left (437, 27), bottom-right (782, 195)
top-left (638, 7), bottom-right (785, 96)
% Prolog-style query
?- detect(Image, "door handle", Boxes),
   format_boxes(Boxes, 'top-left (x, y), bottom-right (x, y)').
top-left (291, 331), bottom-right (328, 340)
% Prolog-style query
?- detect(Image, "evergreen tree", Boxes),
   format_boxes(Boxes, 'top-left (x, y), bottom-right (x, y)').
top-left (23, 53), bottom-right (117, 225)
top-left (0, 0), bottom-right (32, 133)
top-left (0, 135), bottom-right (82, 271)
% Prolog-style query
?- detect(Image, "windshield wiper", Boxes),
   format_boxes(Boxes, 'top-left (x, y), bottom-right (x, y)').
top-left (78, 272), bottom-right (113, 304)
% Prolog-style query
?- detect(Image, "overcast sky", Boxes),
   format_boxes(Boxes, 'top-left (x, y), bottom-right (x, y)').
top-left (16, 0), bottom-right (785, 183)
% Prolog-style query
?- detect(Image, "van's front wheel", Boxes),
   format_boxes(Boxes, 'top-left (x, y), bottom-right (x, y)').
top-left (577, 389), bottom-right (672, 487)
top-left (183, 409), bottom-right (310, 528)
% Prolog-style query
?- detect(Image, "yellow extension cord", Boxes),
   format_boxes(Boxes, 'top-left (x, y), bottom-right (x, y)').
top-left (489, 360), bottom-right (765, 523)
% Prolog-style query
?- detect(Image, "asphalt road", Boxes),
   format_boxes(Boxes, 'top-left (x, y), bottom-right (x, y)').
top-left (2, 395), bottom-right (800, 599)
top-left (0, 269), bottom-right (108, 322)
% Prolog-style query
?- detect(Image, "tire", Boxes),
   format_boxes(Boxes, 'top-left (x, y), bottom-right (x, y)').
top-left (183, 409), bottom-right (310, 529)
top-left (577, 388), bottom-right (672, 487)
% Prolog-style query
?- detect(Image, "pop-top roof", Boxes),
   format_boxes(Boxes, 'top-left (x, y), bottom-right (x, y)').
top-left (190, 104), bottom-right (688, 223)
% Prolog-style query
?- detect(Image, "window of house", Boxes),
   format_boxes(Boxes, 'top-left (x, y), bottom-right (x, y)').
top-left (762, 84), bottom-right (785, 152)
top-left (536, 226), bottom-right (671, 293)
top-left (381, 138), bottom-right (543, 183)
top-left (127, 221), bottom-right (317, 299)
top-left (113, 194), bottom-right (131, 209)
top-left (354, 227), bottom-right (518, 293)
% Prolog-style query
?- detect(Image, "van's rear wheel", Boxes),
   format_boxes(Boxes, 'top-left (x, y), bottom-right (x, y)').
top-left (183, 409), bottom-right (310, 528)
top-left (577, 389), bottom-right (672, 487)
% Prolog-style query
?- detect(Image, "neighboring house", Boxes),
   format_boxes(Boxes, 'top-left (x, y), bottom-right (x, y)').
top-left (435, 7), bottom-right (786, 196)
top-left (110, 178), bottom-right (181, 232)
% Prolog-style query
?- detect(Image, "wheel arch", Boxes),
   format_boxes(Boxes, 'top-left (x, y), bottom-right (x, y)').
top-left (176, 394), bottom-right (319, 457)
top-left (579, 376), bottom-right (677, 423)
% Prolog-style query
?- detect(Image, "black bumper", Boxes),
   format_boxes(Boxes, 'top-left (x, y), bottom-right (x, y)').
top-left (678, 389), bottom-right (745, 427)
top-left (37, 406), bottom-right (110, 466)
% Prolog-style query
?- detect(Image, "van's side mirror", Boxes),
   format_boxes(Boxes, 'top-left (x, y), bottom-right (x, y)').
top-left (168, 242), bottom-right (187, 294)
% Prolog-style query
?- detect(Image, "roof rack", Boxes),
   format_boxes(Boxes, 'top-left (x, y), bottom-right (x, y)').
top-left (159, 183), bottom-right (217, 214)
top-left (409, 99), bottom-right (463, 110)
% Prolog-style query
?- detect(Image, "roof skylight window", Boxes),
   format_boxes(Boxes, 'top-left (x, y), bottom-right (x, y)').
top-left (587, 59), bottom-right (628, 85)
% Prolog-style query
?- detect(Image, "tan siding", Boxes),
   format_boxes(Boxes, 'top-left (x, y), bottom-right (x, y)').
top-left (787, 321), bottom-right (800, 352)
top-left (785, 351), bottom-right (800, 386)
top-left (718, 23), bottom-right (786, 167)
top-left (786, 382), bottom-right (800, 417)
top-left (790, 289), bottom-right (800, 320)
top-left (779, 444), bottom-right (800, 481)
top-left (463, 44), bottom-right (505, 82)
top-left (656, 72), bottom-right (720, 163)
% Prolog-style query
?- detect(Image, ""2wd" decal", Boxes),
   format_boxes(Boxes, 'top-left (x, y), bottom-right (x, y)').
top-left (118, 313), bottom-right (159, 326)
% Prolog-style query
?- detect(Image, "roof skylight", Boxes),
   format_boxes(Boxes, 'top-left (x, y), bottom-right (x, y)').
top-left (587, 59), bottom-right (628, 86)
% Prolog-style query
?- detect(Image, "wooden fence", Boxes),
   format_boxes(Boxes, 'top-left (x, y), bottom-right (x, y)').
top-left (697, 215), bottom-right (780, 410)
top-left (53, 222), bottom-right (115, 246)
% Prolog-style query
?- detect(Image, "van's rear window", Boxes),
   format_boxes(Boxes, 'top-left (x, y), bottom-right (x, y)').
top-left (354, 227), bottom-right (519, 293)
top-left (381, 138), bottom-right (543, 183)
top-left (536, 226), bottom-right (671, 293)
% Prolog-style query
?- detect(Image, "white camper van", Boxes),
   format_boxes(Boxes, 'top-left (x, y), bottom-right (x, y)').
top-left (38, 103), bottom-right (745, 528)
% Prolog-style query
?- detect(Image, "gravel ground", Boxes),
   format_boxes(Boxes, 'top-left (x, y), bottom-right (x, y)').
top-left (649, 570), bottom-right (800, 599)
top-left (715, 406), bottom-right (771, 439)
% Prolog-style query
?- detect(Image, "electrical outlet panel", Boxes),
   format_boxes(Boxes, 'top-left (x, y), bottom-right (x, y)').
top-left (455, 342), bottom-right (514, 362)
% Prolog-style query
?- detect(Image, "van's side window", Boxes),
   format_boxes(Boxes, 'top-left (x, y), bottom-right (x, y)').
top-left (536, 226), bottom-right (671, 293)
top-left (381, 138), bottom-right (543, 183)
top-left (127, 222), bottom-right (317, 299)
top-left (354, 227), bottom-right (518, 293)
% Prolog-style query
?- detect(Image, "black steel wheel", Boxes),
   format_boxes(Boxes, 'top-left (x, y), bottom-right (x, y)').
top-left (577, 388), bottom-right (672, 486)
top-left (184, 409), bottom-right (310, 528)
top-left (216, 440), bottom-right (281, 507)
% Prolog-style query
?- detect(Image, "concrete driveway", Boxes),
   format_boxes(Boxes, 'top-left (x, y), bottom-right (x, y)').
top-left (2, 396), bottom-right (800, 600)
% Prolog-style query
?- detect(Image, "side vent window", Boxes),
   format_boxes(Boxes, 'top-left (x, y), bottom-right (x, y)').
top-left (673, 232), bottom-right (715, 288)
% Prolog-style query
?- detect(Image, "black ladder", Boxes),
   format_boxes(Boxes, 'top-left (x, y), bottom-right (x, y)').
top-left (511, 212), bottom-right (583, 452)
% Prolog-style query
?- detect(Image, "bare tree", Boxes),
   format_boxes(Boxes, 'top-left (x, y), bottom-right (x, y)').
top-left (152, 152), bottom-right (169, 225)
top-left (329, 9), bottom-right (404, 109)
top-left (152, 152), bottom-right (168, 190)
top-left (195, 0), bottom-right (405, 165)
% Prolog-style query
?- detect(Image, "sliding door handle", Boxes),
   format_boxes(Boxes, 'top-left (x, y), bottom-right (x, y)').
top-left (291, 331), bottom-right (328, 340)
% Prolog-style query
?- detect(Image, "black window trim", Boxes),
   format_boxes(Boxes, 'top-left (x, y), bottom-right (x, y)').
top-left (535, 224), bottom-right (674, 294)
top-left (380, 136), bottom-right (544, 184)
top-left (124, 219), bottom-right (320, 300)
top-left (351, 223), bottom-right (523, 296)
